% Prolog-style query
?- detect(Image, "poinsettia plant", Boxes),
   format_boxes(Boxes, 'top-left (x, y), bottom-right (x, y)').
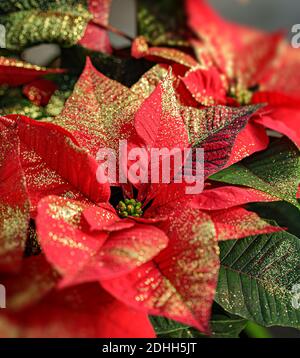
top-left (0, 0), bottom-right (299, 338)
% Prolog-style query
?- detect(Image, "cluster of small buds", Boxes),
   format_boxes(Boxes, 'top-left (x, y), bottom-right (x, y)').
top-left (236, 88), bottom-right (253, 105)
top-left (116, 199), bottom-right (143, 218)
top-left (229, 83), bottom-right (253, 105)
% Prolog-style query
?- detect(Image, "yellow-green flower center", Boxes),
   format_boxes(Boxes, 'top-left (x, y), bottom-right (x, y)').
top-left (117, 199), bottom-right (143, 218)
top-left (229, 83), bottom-right (253, 105)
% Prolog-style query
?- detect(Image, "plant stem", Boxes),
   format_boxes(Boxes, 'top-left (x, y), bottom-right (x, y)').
top-left (245, 322), bottom-right (272, 338)
top-left (91, 21), bottom-right (134, 42)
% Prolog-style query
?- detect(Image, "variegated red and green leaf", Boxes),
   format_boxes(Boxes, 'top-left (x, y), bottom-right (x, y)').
top-left (182, 104), bottom-right (261, 177)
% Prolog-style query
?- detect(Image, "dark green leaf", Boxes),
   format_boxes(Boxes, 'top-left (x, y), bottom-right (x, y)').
top-left (61, 46), bottom-right (153, 87)
top-left (137, 0), bottom-right (188, 46)
top-left (0, 87), bottom-right (45, 119)
top-left (150, 313), bottom-right (247, 338)
top-left (209, 314), bottom-right (247, 338)
top-left (0, 74), bottom-right (76, 119)
top-left (211, 138), bottom-right (300, 209)
top-left (216, 231), bottom-right (300, 329)
top-left (150, 316), bottom-right (195, 338)
top-left (248, 201), bottom-right (300, 238)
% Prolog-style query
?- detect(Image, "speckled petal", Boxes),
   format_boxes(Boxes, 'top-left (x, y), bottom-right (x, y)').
top-left (102, 204), bottom-right (219, 334)
top-left (132, 36), bottom-right (198, 68)
top-left (0, 282), bottom-right (155, 338)
top-left (51, 58), bottom-right (142, 157)
top-left (36, 196), bottom-right (107, 280)
top-left (2, 114), bottom-right (110, 209)
top-left (0, 123), bottom-right (30, 273)
top-left (192, 185), bottom-right (277, 211)
top-left (210, 207), bottom-right (282, 241)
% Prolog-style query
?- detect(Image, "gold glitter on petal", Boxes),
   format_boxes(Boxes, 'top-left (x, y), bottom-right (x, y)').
top-left (0, 127), bottom-right (30, 271)
top-left (181, 104), bottom-right (259, 147)
top-left (51, 59), bottom-right (144, 156)
top-left (131, 65), bottom-right (168, 100)
top-left (2, 255), bottom-right (59, 311)
top-left (111, 203), bottom-right (221, 332)
top-left (0, 56), bottom-right (60, 72)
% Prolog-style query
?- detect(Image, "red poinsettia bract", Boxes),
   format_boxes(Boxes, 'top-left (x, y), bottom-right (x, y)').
top-left (184, 0), bottom-right (300, 147)
top-left (0, 60), bottom-right (283, 337)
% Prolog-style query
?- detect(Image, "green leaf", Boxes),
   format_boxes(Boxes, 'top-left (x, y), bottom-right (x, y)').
top-left (0, 74), bottom-right (76, 119)
top-left (215, 231), bottom-right (300, 329)
top-left (43, 74), bottom-right (77, 118)
top-left (0, 87), bottom-right (45, 119)
top-left (150, 314), bottom-right (247, 338)
top-left (0, 0), bottom-right (91, 51)
top-left (211, 138), bottom-right (300, 209)
top-left (209, 314), bottom-right (247, 338)
top-left (150, 317), bottom-right (195, 338)
top-left (61, 46), bottom-right (153, 87)
top-left (248, 201), bottom-right (300, 238)
top-left (137, 0), bottom-right (188, 46)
